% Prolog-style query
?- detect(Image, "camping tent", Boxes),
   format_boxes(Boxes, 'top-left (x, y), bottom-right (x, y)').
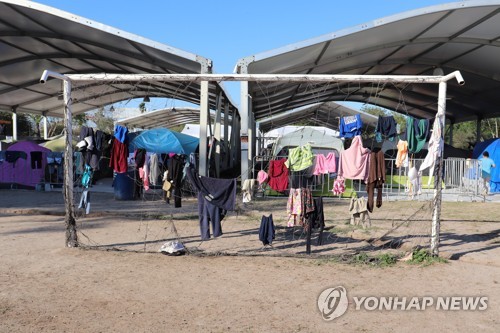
top-left (129, 128), bottom-right (199, 155)
top-left (472, 138), bottom-right (500, 193)
top-left (39, 133), bottom-right (77, 152)
top-left (0, 141), bottom-right (51, 188)
top-left (181, 124), bottom-right (231, 139)
top-left (272, 127), bottom-right (344, 157)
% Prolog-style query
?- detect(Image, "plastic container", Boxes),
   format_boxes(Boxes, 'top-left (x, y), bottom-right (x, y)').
top-left (113, 171), bottom-right (136, 200)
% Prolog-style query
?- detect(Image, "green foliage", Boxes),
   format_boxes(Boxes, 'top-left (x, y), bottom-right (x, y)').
top-left (361, 105), bottom-right (407, 133)
top-left (349, 252), bottom-right (398, 267)
top-left (377, 253), bottom-right (398, 267)
top-left (88, 108), bottom-right (114, 133)
top-left (26, 114), bottom-right (43, 137)
top-left (139, 102), bottom-right (146, 114)
top-left (353, 252), bottom-right (369, 264)
top-left (450, 121), bottom-right (477, 150)
top-left (446, 118), bottom-right (500, 150)
top-left (73, 114), bottom-right (87, 127)
top-left (408, 248), bottom-right (447, 266)
top-left (0, 111), bottom-right (32, 137)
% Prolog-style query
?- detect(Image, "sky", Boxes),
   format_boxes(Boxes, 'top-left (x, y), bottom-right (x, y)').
top-left (35, 0), bottom-right (453, 109)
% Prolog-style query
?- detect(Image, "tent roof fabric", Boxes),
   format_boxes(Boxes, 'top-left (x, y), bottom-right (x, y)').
top-left (236, 0), bottom-right (500, 124)
top-left (472, 138), bottom-right (498, 159)
top-left (8, 140), bottom-right (51, 152)
top-left (0, 0), bottom-right (237, 118)
top-left (129, 128), bottom-right (199, 155)
top-left (258, 102), bottom-right (378, 133)
top-left (472, 138), bottom-right (500, 192)
top-left (39, 134), bottom-right (77, 152)
top-left (272, 127), bottom-right (344, 157)
top-left (116, 107), bottom-right (227, 130)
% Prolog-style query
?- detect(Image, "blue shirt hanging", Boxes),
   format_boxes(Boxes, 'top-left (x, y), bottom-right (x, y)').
top-left (340, 114), bottom-right (363, 138)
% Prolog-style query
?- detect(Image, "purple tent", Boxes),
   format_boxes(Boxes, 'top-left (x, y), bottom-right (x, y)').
top-left (0, 141), bottom-right (51, 188)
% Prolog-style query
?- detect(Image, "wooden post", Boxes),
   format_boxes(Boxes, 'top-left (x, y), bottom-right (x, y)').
top-left (62, 78), bottom-right (78, 247)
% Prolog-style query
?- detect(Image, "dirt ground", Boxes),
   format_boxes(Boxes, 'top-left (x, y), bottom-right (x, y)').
top-left (1, 189), bottom-right (499, 332)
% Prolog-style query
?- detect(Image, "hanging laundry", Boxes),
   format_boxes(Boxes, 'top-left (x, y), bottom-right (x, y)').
top-left (367, 151), bottom-right (385, 213)
top-left (74, 152), bottom-right (84, 175)
top-left (376, 115), bottom-right (398, 142)
top-left (149, 153), bottom-right (160, 186)
top-left (419, 112), bottom-right (444, 186)
top-left (257, 170), bottom-right (268, 185)
top-left (168, 154), bottom-right (185, 208)
top-left (324, 152), bottom-right (337, 173)
top-left (134, 149), bottom-right (146, 169)
top-left (289, 165), bottom-right (316, 189)
top-left (78, 165), bottom-right (93, 215)
top-left (285, 144), bottom-right (313, 171)
top-left (338, 135), bottom-right (371, 182)
top-left (332, 177), bottom-right (345, 195)
top-left (313, 154), bottom-right (328, 175)
top-left (5, 151), bottom-right (27, 165)
top-left (109, 138), bottom-right (129, 173)
top-left (300, 187), bottom-right (315, 228)
top-left (306, 197), bottom-right (325, 229)
top-left (139, 153), bottom-right (150, 192)
top-left (259, 214), bottom-right (275, 246)
top-left (339, 114), bottom-right (363, 138)
top-left (267, 159), bottom-right (289, 192)
top-left (406, 117), bottom-right (429, 154)
top-left (114, 124), bottom-right (128, 144)
top-left (78, 126), bottom-right (96, 168)
top-left (286, 188), bottom-right (302, 227)
top-left (94, 130), bottom-right (105, 151)
top-left (242, 179), bottom-right (256, 203)
top-left (30, 151), bottom-right (43, 169)
top-left (305, 197), bottom-right (325, 246)
top-left (395, 140), bottom-right (408, 168)
top-left (186, 167), bottom-right (237, 240)
top-left (162, 170), bottom-right (172, 204)
top-left (407, 165), bottom-right (422, 198)
top-left (349, 197), bottom-right (371, 228)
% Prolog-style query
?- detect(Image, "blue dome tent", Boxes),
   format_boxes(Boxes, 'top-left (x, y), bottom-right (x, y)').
top-left (129, 128), bottom-right (199, 155)
top-left (472, 138), bottom-right (500, 193)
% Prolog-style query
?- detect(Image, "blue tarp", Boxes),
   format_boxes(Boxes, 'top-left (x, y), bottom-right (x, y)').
top-left (472, 138), bottom-right (500, 193)
top-left (129, 128), bottom-right (199, 155)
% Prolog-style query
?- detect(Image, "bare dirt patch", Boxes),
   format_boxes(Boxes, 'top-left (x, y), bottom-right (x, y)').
top-left (0, 190), bottom-right (499, 332)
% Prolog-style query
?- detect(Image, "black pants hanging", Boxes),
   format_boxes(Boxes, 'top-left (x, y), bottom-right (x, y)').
top-left (259, 214), bottom-right (275, 246)
top-left (198, 192), bottom-right (223, 240)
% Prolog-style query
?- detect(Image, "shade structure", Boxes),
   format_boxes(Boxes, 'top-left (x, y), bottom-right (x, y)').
top-left (129, 128), bottom-right (199, 155)
top-left (0, 0), bottom-right (236, 118)
top-left (236, 0), bottom-right (500, 124)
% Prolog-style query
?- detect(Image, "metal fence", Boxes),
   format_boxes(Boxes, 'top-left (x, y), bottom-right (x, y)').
top-left (252, 155), bottom-right (485, 201)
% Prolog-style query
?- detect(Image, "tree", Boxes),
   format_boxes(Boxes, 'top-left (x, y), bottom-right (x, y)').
top-left (87, 107), bottom-right (114, 133)
top-left (448, 117), bottom-right (500, 150)
top-left (139, 102), bottom-right (146, 114)
top-left (360, 105), bottom-right (407, 134)
top-left (27, 114), bottom-right (43, 137)
top-left (0, 111), bottom-right (32, 137)
top-left (73, 113), bottom-right (87, 127)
